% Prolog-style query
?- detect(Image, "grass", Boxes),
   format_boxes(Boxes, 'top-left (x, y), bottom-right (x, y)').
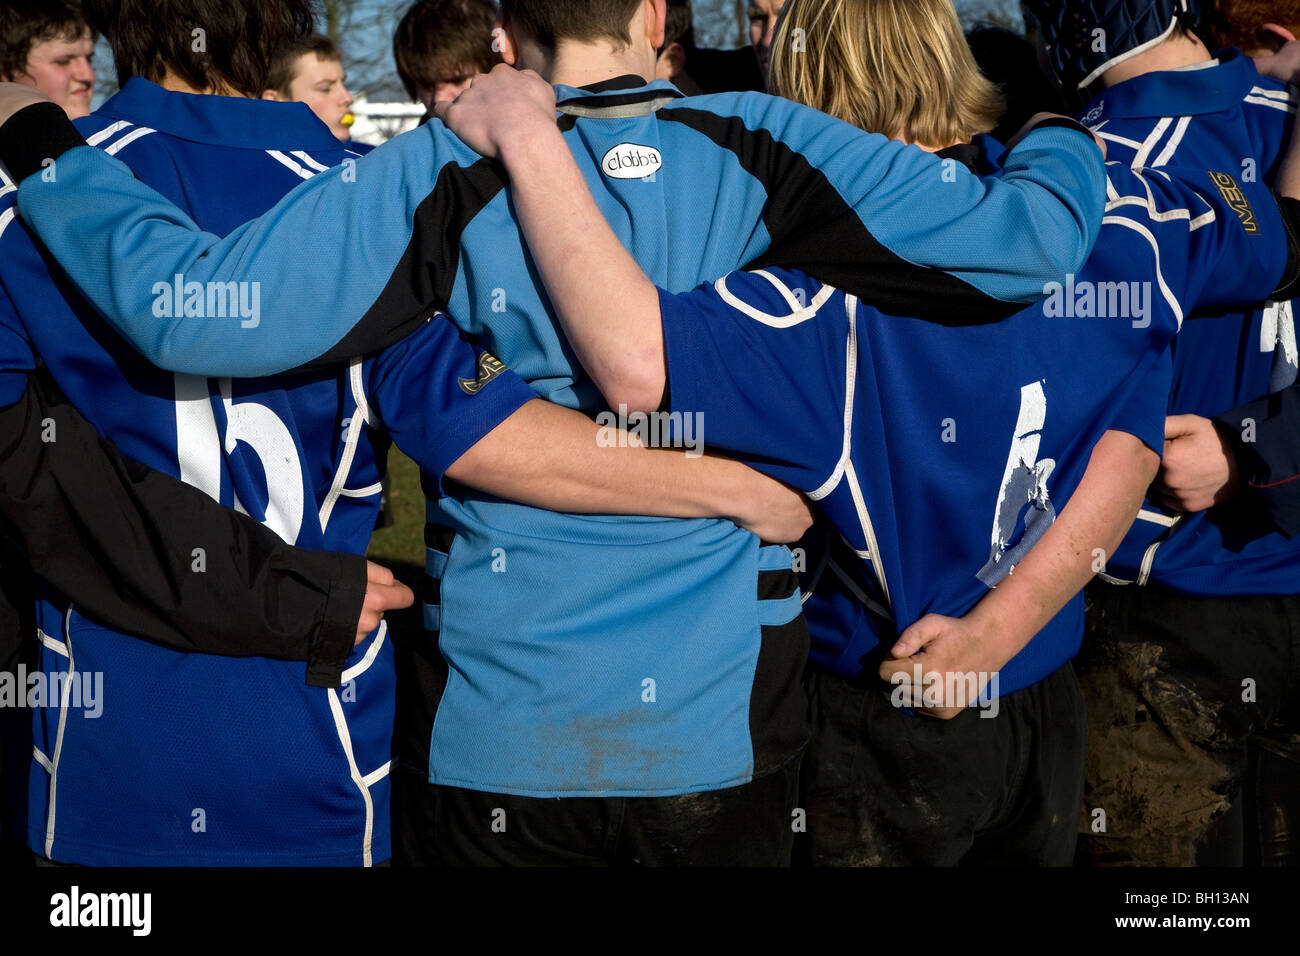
top-left (366, 448), bottom-right (426, 590)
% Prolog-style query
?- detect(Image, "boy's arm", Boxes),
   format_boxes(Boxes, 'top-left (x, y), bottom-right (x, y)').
top-left (364, 313), bottom-right (814, 544)
top-left (881, 429), bottom-right (1159, 716)
top-left (0, 366), bottom-right (408, 687)
top-left (0, 70), bottom-right (1105, 379)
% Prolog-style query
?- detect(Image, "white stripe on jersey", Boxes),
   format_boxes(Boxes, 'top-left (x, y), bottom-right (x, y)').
top-left (713, 270), bottom-right (836, 327)
top-left (1151, 116), bottom-right (1190, 166)
top-left (0, 207), bottom-right (15, 242)
top-left (104, 126), bottom-right (157, 155)
top-left (319, 360), bottom-right (373, 530)
top-left (290, 150), bottom-right (332, 173)
top-left (327, 623), bottom-right (388, 871)
top-left (326, 686), bottom-right (375, 866)
top-left (266, 149), bottom-right (316, 180)
top-left (1104, 168), bottom-right (1215, 230)
top-left (1101, 214), bottom-right (1185, 329)
top-left (1095, 129), bottom-right (1144, 151)
top-left (1249, 86), bottom-right (1296, 102)
top-left (1243, 94), bottom-right (1297, 114)
top-left (844, 459), bottom-right (891, 610)
top-left (1133, 117), bottom-right (1172, 168)
top-left (32, 747), bottom-right (53, 774)
top-left (0, 164), bottom-right (15, 196)
top-left (84, 119), bottom-right (132, 147)
top-left (43, 609), bottom-right (79, 859)
top-left (807, 290), bottom-right (857, 501)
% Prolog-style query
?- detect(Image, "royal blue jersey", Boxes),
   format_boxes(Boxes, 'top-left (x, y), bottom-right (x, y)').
top-left (657, 156), bottom-right (1284, 694)
top-left (9, 77), bottom-right (1106, 797)
top-left (1082, 49), bottom-right (1300, 595)
top-left (0, 79), bottom-right (534, 864)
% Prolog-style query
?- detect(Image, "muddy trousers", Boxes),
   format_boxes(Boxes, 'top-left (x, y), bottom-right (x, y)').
top-left (1076, 582), bottom-right (1300, 866)
top-left (799, 664), bottom-right (1086, 866)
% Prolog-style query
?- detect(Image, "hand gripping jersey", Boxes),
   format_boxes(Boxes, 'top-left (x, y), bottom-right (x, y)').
top-left (9, 79), bottom-right (1105, 797)
top-left (0, 79), bottom-right (533, 864)
top-left (1082, 49), bottom-right (1300, 595)
top-left (656, 155), bottom-right (1286, 693)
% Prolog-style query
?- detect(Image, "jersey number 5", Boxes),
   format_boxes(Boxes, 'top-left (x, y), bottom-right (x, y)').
top-left (174, 374), bottom-right (306, 544)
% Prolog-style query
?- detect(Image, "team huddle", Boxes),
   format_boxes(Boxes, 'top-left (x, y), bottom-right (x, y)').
top-left (0, 0), bottom-right (1297, 867)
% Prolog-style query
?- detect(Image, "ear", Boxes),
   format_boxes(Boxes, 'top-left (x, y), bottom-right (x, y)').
top-left (261, 89), bottom-right (283, 101)
top-left (656, 42), bottom-right (687, 82)
top-left (648, 0), bottom-right (667, 52)
top-left (494, 8), bottom-right (519, 67)
top-left (1261, 22), bottom-right (1298, 50)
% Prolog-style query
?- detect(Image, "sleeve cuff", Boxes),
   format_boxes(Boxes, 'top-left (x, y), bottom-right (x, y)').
top-left (0, 102), bottom-right (87, 182)
top-left (305, 551), bottom-right (368, 688)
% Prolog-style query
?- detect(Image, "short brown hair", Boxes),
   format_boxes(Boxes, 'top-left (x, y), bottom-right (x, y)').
top-left (0, 0), bottom-right (92, 82)
top-left (84, 0), bottom-right (315, 96)
top-left (499, 0), bottom-right (643, 50)
top-left (1206, 0), bottom-right (1300, 50)
top-left (393, 0), bottom-right (498, 101)
top-left (266, 34), bottom-right (341, 97)
top-left (770, 0), bottom-right (1004, 147)
top-left (663, 0), bottom-right (693, 50)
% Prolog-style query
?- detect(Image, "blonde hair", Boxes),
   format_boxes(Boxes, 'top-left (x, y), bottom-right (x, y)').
top-left (769, 0), bottom-right (1004, 148)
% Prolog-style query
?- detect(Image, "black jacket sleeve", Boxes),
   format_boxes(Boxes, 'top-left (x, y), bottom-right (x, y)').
top-left (1213, 384), bottom-right (1300, 539)
top-left (0, 368), bottom-right (366, 687)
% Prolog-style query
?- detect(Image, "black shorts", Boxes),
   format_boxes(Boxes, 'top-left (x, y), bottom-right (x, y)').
top-left (800, 662), bottom-right (1086, 866)
top-left (391, 755), bottom-right (803, 867)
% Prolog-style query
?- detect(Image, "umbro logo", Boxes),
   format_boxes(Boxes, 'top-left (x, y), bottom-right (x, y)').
top-left (459, 352), bottom-right (507, 395)
top-left (1082, 101), bottom-right (1104, 126)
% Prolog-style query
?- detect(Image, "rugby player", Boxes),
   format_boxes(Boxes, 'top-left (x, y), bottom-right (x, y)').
top-left (0, 0), bottom-right (808, 866)
top-left (428, 1), bottom-right (1300, 864)
top-left (1025, 0), bottom-right (1300, 865)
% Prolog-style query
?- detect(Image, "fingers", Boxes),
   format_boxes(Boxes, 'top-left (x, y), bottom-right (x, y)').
top-left (366, 560), bottom-right (396, 587)
top-left (355, 569), bottom-right (415, 645)
top-left (1163, 414), bottom-right (1197, 440)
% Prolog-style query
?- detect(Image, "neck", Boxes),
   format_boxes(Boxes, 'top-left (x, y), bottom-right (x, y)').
top-left (1101, 32), bottom-right (1210, 87)
top-left (518, 39), bottom-right (656, 88)
top-left (157, 69), bottom-right (242, 97)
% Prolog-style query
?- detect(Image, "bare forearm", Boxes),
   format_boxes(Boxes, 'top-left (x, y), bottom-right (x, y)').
top-left (967, 430), bottom-right (1159, 664)
top-left (445, 399), bottom-right (799, 537)
top-left (500, 127), bottom-right (667, 411)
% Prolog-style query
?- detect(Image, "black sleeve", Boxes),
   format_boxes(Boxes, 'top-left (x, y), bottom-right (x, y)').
top-left (0, 368), bottom-right (366, 687)
top-left (1212, 384), bottom-right (1300, 539)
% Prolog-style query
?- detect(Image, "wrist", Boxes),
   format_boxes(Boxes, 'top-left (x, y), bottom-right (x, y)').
top-left (496, 114), bottom-right (565, 172)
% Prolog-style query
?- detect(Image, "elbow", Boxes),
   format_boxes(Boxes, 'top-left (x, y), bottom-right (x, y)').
top-left (603, 373), bottom-right (665, 415)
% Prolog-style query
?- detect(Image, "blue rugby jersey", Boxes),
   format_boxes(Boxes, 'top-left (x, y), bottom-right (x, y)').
top-left (7, 78), bottom-right (1104, 797)
top-left (657, 159), bottom-right (1286, 694)
top-left (0, 79), bottom-right (534, 864)
top-left (1082, 49), bottom-right (1300, 595)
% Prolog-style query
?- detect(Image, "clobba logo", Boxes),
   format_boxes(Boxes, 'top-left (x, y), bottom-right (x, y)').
top-left (602, 142), bottom-right (663, 179)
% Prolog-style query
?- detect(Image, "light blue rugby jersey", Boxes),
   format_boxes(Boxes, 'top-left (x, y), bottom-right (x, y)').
top-left (11, 77), bottom-right (1107, 796)
top-left (0, 79), bottom-right (533, 864)
top-left (657, 157), bottom-right (1285, 695)
top-left (1083, 49), bottom-right (1300, 595)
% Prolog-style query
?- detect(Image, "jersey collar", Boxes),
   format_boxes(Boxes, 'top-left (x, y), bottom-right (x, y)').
top-left (1079, 48), bottom-right (1263, 123)
top-left (92, 76), bottom-right (345, 151)
top-left (553, 76), bottom-right (685, 118)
